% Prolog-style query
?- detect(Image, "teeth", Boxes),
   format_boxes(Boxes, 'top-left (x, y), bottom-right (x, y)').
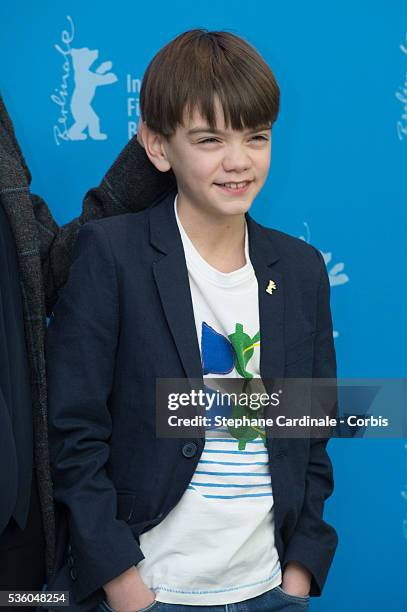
top-left (221, 181), bottom-right (248, 189)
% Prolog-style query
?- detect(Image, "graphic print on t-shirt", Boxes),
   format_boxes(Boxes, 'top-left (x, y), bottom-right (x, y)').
top-left (201, 322), bottom-right (234, 375)
top-left (201, 321), bottom-right (266, 450)
top-left (229, 323), bottom-right (260, 379)
top-left (201, 321), bottom-right (260, 379)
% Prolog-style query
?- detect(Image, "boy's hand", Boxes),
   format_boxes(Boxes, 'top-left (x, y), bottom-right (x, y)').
top-left (281, 561), bottom-right (311, 598)
top-left (103, 565), bottom-right (156, 611)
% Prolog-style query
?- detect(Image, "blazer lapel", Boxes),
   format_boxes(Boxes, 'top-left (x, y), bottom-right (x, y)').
top-left (246, 215), bottom-right (286, 457)
top-left (246, 214), bottom-right (285, 380)
top-left (149, 195), bottom-right (203, 381)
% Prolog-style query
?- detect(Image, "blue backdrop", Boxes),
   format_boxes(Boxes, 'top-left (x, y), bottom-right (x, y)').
top-left (1, 1), bottom-right (406, 609)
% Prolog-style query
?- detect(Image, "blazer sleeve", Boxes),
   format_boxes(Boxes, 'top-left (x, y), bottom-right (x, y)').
top-left (282, 248), bottom-right (338, 596)
top-left (46, 222), bottom-right (144, 602)
top-left (34, 138), bottom-right (176, 316)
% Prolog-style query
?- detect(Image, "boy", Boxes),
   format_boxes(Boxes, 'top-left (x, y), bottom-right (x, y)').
top-left (47, 29), bottom-right (337, 611)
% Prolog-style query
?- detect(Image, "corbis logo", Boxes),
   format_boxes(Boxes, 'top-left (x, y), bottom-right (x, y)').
top-left (300, 222), bottom-right (349, 339)
top-left (51, 16), bottom-right (118, 146)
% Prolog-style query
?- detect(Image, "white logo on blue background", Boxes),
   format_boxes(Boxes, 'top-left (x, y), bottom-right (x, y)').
top-left (300, 222), bottom-right (350, 338)
top-left (396, 32), bottom-right (407, 141)
top-left (51, 16), bottom-right (118, 145)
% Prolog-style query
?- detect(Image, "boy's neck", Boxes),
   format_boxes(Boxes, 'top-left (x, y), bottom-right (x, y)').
top-left (176, 193), bottom-right (247, 273)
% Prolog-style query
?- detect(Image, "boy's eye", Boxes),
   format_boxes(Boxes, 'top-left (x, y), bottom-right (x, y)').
top-left (197, 137), bottom-right (219, 144)
top-left (250, 134), bottom-right (269, 142)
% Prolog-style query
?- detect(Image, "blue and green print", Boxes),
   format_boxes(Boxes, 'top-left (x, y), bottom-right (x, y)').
top-left (201, 322), bottom-right (265, 449)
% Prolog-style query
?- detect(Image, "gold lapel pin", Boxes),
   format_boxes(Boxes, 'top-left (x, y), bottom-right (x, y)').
top-left (266, 280), bottom-right (277, 294)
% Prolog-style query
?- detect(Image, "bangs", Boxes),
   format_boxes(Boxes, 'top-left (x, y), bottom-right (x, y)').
top-left (140, 30), bottom-right (280, 137)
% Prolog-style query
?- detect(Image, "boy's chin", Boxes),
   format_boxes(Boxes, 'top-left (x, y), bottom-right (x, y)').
top-left (212, 197), bottom-right (254, 217)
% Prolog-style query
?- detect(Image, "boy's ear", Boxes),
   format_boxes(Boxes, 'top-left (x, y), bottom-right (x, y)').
top-left (141, 124), bottom-right (171, 172)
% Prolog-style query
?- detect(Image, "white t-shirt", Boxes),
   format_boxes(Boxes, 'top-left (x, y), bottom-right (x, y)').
top-left (137, 196), bottom-right (281, 605)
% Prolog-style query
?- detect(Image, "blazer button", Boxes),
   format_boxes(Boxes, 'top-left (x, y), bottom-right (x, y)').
top-left (70, 567), bottom-right (78, 581)
top-left (182, 442), bottom-right (198, 458)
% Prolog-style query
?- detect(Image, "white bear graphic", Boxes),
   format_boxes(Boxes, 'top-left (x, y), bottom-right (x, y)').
top-left (68, 47), bottom-right (117, 141)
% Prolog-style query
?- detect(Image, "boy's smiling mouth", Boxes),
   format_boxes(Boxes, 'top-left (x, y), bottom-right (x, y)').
top-left (214, 180), bottom-right (253, 194)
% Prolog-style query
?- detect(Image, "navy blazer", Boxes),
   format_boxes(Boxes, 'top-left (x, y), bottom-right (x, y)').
top-left (46, 193), bottom-right (338, 609)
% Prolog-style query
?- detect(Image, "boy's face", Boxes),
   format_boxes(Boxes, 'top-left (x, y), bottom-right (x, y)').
top-left (143, 100), bottom-right (272, 219)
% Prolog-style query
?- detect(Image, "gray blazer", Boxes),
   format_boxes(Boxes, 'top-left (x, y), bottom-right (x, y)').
top-left (0, 93), bottom-right (176, 577)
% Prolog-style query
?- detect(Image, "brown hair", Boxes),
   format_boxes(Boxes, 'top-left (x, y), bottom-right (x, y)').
top-left (140, 29), bottom-right (280, 137)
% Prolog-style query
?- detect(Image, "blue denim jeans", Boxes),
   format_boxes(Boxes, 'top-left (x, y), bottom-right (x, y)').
top-left (99, 586), bottom-right (310, 612)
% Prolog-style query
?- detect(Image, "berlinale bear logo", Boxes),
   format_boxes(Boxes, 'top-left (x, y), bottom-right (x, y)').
top-left (68, 48), bottom-right (117, 141)
top-left (52, 16), bottom-right (118, 145)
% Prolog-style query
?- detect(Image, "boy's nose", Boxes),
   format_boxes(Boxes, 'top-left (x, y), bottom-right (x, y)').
top-left (222, 146), bottom-right (251, 173)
